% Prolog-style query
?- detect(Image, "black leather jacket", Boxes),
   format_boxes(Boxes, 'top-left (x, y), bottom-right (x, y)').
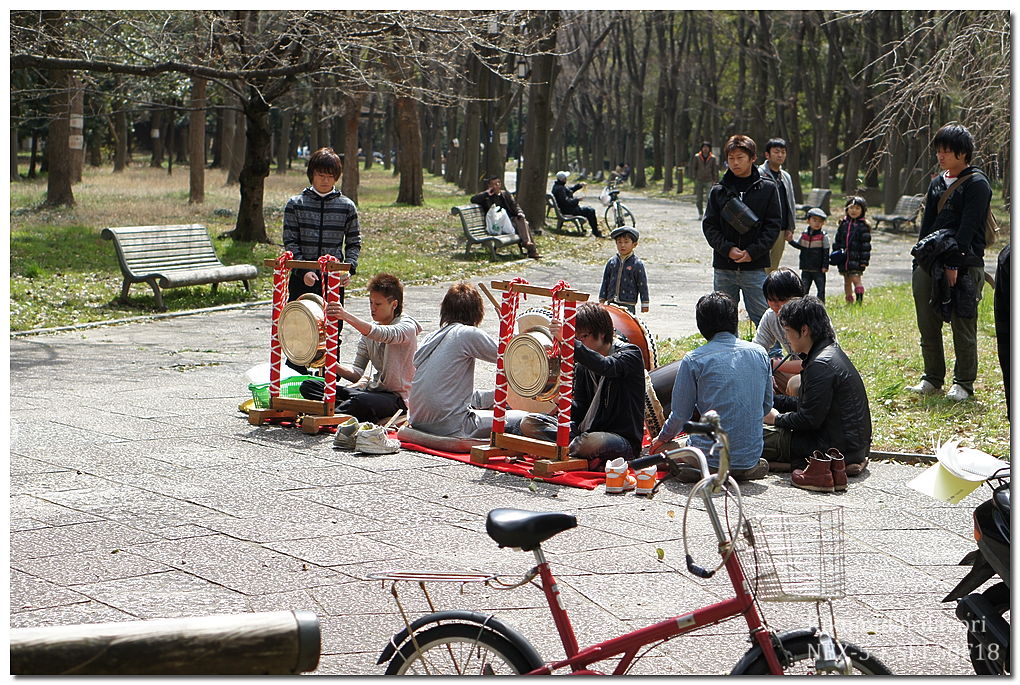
top-left (773, 337), bottom-right (872, 463)
top-left (703, 167), bottom-right (783, 270)
top-left (917, 166), bottom-right (991, 268)
top-left (551, 179), bottom-right (584, 214)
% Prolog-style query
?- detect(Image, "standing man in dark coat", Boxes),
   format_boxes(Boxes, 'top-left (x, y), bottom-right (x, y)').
top-left (702, 134), bottom-right (783, 327)
top-left (689, 141), bottom-right (720, 220)
top-left (907, 123), bottom-right (992, 402)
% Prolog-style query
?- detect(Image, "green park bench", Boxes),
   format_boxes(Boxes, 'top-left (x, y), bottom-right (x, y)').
top-left (101, 224), bottom-right (258, 310)
top-left (545, 193), bottom-right (587, 235)
top-left (451, 204), bottom-right (524, 259)
top-left (873, 194), bottom-right (925, 231)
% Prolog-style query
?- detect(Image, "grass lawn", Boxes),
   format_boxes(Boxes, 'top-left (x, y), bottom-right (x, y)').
top-left (656, 284), bottom-right (1009, 458)
top-left (9, 164), bottom-right (599, 331)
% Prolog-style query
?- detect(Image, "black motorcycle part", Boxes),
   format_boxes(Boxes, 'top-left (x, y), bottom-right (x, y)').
top-left (956, 583), bottom-right (1010, 675)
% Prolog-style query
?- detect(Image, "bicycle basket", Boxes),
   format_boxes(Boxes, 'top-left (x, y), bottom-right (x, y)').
top-left (746, 507), bottom-right (845, 602)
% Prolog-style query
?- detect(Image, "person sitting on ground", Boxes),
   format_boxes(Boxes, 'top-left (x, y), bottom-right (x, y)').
top-left (763, 296), bottom-right (872, 484)
top-left (610, 161), bottom-right (631, 184)
top-left (753, 268), bottom-right (806, 397)
top-left (512, 302), bottom-right (646, 469)
top-left (407, 282), bottom-right (528, 438)
top-left (552, 170), bottom-right (603, 237)
top-left (299, 273), bottom-right (421, 424)
top-left (598, 226), bottom-right (650, 314)
top-left (649, 292), bottom-right (772, 482)
top-left (470, 176), bottom-right (542, 259)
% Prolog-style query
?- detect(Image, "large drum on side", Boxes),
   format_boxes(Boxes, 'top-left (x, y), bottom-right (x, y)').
top-left (279, 293), bottom-right (328, 368)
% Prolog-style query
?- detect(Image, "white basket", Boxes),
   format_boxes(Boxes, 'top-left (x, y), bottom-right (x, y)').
top-left (747, 507), bottom-right (846, 602)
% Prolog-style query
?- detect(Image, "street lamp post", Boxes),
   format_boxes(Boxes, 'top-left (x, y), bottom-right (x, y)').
top-left (515, 56), bottom-right (528, 194)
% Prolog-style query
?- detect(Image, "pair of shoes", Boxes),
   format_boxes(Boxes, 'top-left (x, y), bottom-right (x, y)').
top-left (604, 457), bottom-right (636, 493)
top-left (906, 379), bottom-right (941, 396)
top-left (946, 383), bottom-right (972, 401)
top-left (355, 424), bottom-right (401, 454)
top-left (844, 456), bottom-right (869, 477)
top-left (791, 451), bottom-right (845, 492)
top-left (333, 418), bottom-right (373, 450)
top-left (525, 243), bottom-right (542, 259)
top-left (731, 458), bottom-right (769, 481)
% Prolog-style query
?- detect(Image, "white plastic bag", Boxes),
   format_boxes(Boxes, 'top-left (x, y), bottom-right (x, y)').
top-left (599, 186), bottom-right (612, 206)
top-left (485, 205), bottom-right (516, 236)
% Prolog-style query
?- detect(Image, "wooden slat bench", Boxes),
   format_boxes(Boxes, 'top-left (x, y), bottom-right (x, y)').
top-left (545, 194), bottom-right (587, 234)
top-left (794, 188), bottom-right (832, 218)
top-left (873, 194), bottom-right (924, 231)
top-left (451, 204), bottom-right (524, 259)
top-left (101, 224), bottom-right (258, 310)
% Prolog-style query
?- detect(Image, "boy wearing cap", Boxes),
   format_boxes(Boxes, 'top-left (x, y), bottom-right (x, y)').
top-left (599, 226), bottom-right (649, 314)
top-left (787, 207), bottom-right (830, 302)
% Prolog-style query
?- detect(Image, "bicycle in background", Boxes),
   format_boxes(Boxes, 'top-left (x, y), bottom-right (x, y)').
top-left (600, 180), bottom-right (636, 233)
top-left (370, 411), bottom-right (893, 676)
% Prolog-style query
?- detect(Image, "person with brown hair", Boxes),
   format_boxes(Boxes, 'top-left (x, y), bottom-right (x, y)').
top-left (407, 282), bottom-right (528, 438)
top-left (702, 134), bottom-right (783, 326)
top-left (282, 146), bottom-right (361, 301)
top-left (299, 273), bottom-right (421, 424)
top-left (471, 176), bottom-right (541, 259)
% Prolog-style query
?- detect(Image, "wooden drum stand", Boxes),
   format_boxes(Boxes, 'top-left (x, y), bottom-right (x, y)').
top-left (247, 253), bottom-right (353, 434)
top-left (470, 279), bottom-right (591, 476)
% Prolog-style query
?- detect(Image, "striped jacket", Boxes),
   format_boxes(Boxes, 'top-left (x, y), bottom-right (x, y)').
top-left (283, 187), bottom-right (361, 277)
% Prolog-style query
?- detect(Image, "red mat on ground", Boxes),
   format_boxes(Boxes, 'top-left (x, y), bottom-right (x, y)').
top-left (398, 440), bottom-right (667, 491)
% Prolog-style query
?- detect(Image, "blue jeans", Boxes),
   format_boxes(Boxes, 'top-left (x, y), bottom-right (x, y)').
top-left (511, 414), bottom-right (635, 466)
top-left (801, 270), bottom-right (826, 302)
top-left (713, 268), bottom-right (768, 326)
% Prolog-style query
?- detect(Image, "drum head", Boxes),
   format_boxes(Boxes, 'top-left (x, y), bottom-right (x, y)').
top-left (517, 307), bottom-right (552, 334)
top-left (279, 299), bottom-right (324, 365)
top-left (505, 330), bottom-right (556, 399)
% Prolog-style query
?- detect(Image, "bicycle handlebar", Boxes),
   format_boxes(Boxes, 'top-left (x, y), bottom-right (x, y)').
top-left (630, 411), bottom-right (731, 487)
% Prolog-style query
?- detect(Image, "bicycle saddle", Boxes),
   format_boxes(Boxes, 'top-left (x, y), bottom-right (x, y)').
top-left (486, 508), bottom-right (577, 551)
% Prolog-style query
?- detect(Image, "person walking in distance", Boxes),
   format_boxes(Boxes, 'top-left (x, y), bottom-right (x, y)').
top-left (689, 141), bottom-right (719, 220)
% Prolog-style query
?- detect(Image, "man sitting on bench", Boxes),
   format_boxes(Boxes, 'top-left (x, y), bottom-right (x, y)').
top-left (471, 176), bottom-right (541, 259)
top-left (551, 171), bottom-right (603, 237)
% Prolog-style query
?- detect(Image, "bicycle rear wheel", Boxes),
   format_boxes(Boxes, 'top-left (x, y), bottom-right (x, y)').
top-left (385, 622), bottom-right (537, 675)
top-left (732, 633), bottom-right (892, 675)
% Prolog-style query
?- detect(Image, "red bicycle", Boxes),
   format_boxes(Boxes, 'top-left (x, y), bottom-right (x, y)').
top-left (370, 411), bottom-right (892, 675)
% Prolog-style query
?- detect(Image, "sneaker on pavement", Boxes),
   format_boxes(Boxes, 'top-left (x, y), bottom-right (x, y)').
top-left (946, 384), bottom-right (972, 401)
top-left (907, 379), bottom-right (941, 396)
top-left (605, 457), bottom-right (637, 493)
top-left (354, 424), bottom-right (400, 454)
top-left (634, 465), bottom-right (658, 495)
top-left (333, 417), bottom-right (365, 450)
top-left (731, 458), bottom-right (769, 482)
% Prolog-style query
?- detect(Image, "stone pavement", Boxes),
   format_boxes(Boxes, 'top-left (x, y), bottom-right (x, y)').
top-left (9, 192), bottom-right (984, 674)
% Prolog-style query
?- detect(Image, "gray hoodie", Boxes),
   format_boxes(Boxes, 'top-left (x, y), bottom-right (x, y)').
top-left (408, 323), bottom-right (497, 437)
top-left (349, 314), bottom-right (422, 403)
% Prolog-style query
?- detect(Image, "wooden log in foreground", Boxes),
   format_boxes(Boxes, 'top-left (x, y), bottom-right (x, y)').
top-left (10, 609), bottom-right (320, 675)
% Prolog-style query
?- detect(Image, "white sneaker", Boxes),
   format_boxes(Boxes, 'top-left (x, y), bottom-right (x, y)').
top-left (906, 379), bottom-right (941, 396)
top-left (946, 384), bottom-right (972, 401)
top-left (354, 424), bottom-right (401, 454)
top-left (332, 417), bottom-right (361, 449)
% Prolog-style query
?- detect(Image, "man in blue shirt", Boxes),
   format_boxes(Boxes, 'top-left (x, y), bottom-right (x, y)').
top-left (648, 292), bottom-right (772, 481)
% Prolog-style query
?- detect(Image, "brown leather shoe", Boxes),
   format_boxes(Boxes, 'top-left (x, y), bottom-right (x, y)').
top-left (826, 448), bottom-right (847, 492)
top-left (791, 451), bottom-right (834, 492)
top-left (845, 457), bottom-right (869, 477)
top-left (526, 243), bottom-right (542, 259)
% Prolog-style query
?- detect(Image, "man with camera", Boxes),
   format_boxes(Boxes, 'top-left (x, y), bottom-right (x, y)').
top-left (702, 134), bottom-right (783, 327)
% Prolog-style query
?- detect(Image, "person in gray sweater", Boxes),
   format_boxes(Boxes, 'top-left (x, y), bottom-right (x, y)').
top-left (300, 273), bottom-right (421, 423)
top-left (408, 282), bottom-right (528, 438)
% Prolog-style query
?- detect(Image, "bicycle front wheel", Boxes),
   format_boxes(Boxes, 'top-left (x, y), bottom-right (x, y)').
top-left (385, 622), bottom-right (537, 675)
top-left (604, 203), bottom-right (636, 231)
top-left (733, 634), bottom-right (893, 675)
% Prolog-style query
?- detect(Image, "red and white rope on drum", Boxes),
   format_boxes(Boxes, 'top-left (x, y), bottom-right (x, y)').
top-left (549, 281), bottom-right (575, 447)
top-left (318, 254), bottom-right (341, 406)
top-left (269, 251), bottom-right (293, 399)
top-left (491, 277), bottom-right (529, 436)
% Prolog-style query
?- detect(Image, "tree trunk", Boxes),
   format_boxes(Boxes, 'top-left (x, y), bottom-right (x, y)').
top-left (519, 11), bottom-right (558, 230)
top-left (444, 98), bottom-right (459, 183)
top-left (381, 96), bottom-right (393, 171)
top-left (69, 75), bottom-right (84, 182)
top-left (45, 66), bottom-right (75, 207)
top-left (460, 54), bottom-right (483, 192)
top-left (342, 93), bottom-right (362, 203)
top-left (227, 95), bottom-right (246, 185)
top-left (189, 77), bottom-right (207, 203)
top-left (11, 124), bottom-right (20, 180)
top-left (165, 106), bottom-right (175, 176)
top-left (230, 89), bottom-right (271, 243)
top-left (113, 105), bottom-right (128, 172)
top-left (309, 84), bottom-right (320, 153)
top-left (394, 95), bottom-right (423, 205)
top-left (29, 134), bottom-right (39, 178)
top-left (150, 107), bottom-right (164, 168)
top-left (363, 93), bottom-right (375, 171)
top-left (276, 107), bottom-right (291, 174)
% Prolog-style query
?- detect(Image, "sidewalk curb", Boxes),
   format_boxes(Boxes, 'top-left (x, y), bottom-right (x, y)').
top-left (10, 300), bottom-right (273, 338)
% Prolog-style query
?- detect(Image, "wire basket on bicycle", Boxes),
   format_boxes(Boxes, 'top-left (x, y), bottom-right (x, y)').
top-left (745, 506), bottom-right (846, 602)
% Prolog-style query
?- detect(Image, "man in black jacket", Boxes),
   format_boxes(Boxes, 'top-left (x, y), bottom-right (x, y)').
top-left (703, 135), bottom-right (783, 326)
top-left (471, 176), bottom-right (541, 259)
top-left (513, 303), bottom-right (645, 468)
top-left (551, 171), bottom-right (603, 237)
top-left (907, 124), bottom-right (992, 402)
top-left (763, 296), bottom-right (872, 478)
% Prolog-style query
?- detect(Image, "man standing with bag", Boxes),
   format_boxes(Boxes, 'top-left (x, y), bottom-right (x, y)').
top-left (908, 124), bottom-right (992, 402)
top-left (702, 134), bottom-right (783, 327)
top-left (471, 176), bottom-right (541, 259)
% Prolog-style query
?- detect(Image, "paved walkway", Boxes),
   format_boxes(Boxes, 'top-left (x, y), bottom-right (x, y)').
top-left (9, 192), bottom-right (982, 674)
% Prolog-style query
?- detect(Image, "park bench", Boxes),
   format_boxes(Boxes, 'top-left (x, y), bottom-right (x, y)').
top-left (545, 193), bottom-right (587, 234)
top-left (872, 194), bottom-right (925, 231)
top-left (451, 204), bottom-right (524, 259)
top-left (795, 188), bottom-right (832, 218)
top-left (101, 224), bottom-right (258, 310)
